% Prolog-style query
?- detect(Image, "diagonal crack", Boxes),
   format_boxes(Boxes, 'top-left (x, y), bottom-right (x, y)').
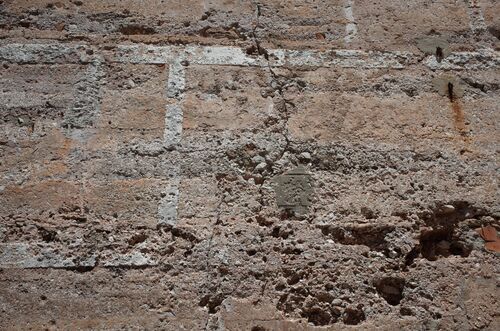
top-left (249, 2), bottom-right (268, 59)
top-left (202, 177), bottom-right (225, 330)
top-left (250, 2), bottom-right (291, 164)
top-left (267, 66), bottom-right (292, 163)
top-left (248, 1), bottom-right (294, 217)
top-left (247, 2), bottom-right (299, 223)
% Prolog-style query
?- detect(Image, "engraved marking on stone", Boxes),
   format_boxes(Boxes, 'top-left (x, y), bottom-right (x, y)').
top-left (273, 166), bottom-right (313, 215)
top-left (344, 0), bottom-right (358, 44)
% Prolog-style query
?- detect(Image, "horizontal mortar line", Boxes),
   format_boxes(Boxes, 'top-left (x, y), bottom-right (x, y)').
top-left (0, 43), bottom-right (498, 69)
top-left (0, 243), bottom-right (158, 269)
top-left (105, 44), bottom-right (500, 70)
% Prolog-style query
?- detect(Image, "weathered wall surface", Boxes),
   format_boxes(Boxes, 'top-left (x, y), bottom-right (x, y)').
top-left (0, 1), bottom-right (499, 330)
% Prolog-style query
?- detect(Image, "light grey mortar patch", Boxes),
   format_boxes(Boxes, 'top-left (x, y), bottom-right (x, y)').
top-left (344, 0), bottom-right (358, 44)
top-left (0, 224), bottom-right (5, 241)
top-left (186, 45), bottom-right (266, 66)
top-left (164, 59), bottom-right (186, 147)
top-left (112, 44), bottom-right (178, 64)
top-left (158, 179), bottom-right (180, 227)
top-left (115, 45), bottom-right (497, 70)
top-left (0, 243), bottom-right (96, 269)
top-left (0, 91), bottom-right (47, 108)
top-left (102, 251), bottom-right (157, 267)
top-left (0, 44), bottom-right (98, 64)
top-left (63, 60), bottom-right (104, 129)
top-left (271, 49), bottom-right (415, 69)
top-left (465, 0), bottom-right (487, 33)
top-left (166, 60), bottom-right (185, 99)
top-left (424, 49), bottom-right (500, 70)
top-left (160, 58), bottom-right (185, 229)
top-left (164, 104), bottom-right (184, 146)
top-left (2, 43), bottom-right (498, 71)
top-left (128, 139), bottom-right (166, 157)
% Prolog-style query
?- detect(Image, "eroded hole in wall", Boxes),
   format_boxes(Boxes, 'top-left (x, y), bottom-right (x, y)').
top-left (302, 306), bottom-right (336, 326)
top-left (38, 227), bottom-right (57, 242)
top-left (319, 224), bottom-right (394, 254)
top-left (342, 305), bottom-right (366, 325)
top-left (276, 268), bottom-right (344, 326)
top-left (374, 277), bottom-right (405, 306)
top-left (405, 202), bottom-right (477, 265)
top-left (199, 293), bottom-right (225, 314)
top-left (419, 227), bottom-right (471, 261)
top-left (119, 24), bottom-right (156, 35)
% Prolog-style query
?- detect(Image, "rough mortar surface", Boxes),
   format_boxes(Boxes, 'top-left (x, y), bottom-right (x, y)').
top-left (0, 1), bottom-right (499, 330)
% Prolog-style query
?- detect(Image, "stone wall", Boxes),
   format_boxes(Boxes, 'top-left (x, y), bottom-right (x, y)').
top-left (0, 1), bottom-right (499, 330)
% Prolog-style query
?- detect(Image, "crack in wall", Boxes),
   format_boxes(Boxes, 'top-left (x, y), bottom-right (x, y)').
top-left (1, 42), bottom-right (499, 276)
top-left (248, 2), bottom-right (292, 164)
top-left (268, 66), bottom-right (292, 164)
top-left (248, 2), bottom-right (268, 59)
top-left (246, 1), bottom-right (292, 215)
top-left (201, 186), bottom-right (225, 330)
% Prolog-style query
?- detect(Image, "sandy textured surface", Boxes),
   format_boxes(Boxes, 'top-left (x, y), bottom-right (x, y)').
top-left (0, 1), bottom-right (499, 330)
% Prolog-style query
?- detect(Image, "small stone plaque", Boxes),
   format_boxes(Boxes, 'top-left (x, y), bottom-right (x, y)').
top-left (432, 74), bottom-right (464, 98)
top-left (416, 36), bottom-right (451, 61)
top-left (272, 166), bottom-right (313, 215)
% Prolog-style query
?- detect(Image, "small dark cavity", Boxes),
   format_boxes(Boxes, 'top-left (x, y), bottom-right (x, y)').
top-left (119, 25), bottom-right (156, 35)
top-left (38, 227), bottom-right (57, 243)
top-left (302, 307), bottom-right (332, 326)
top-left (419, 228), bottom-right (471, 261)
top-left (343, 306), bottom-right (366, 325)
top-left (488, 26), bottom-right (500, 40)
top-left (447, 82), bottom-right (454, 102)
top-left (436, 47), bottom-right (443, 62)
top-left (374, 277), bottom-right (405, 306)
top-left (198, 293), bottom-right (224, 314)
